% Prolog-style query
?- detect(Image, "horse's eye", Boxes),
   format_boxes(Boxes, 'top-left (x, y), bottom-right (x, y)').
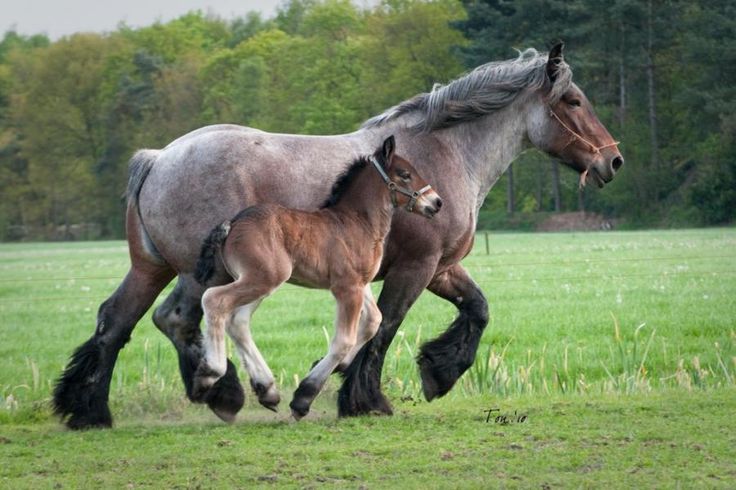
top-left (568, 99), bottom-right (582, 107)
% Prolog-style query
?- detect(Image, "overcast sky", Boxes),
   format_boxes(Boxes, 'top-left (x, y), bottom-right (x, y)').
top-left (2, 0), bottom-right (284, 40)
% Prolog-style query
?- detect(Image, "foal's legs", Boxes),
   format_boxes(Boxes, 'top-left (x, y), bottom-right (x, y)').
top-left (337, 256), bottom-right (439, 417)
top-left (227, 300), bottom-right (281, 411)
top-left (290, 284), bottom-right (364, 420)
top-left (193, 273), bottom-right (287, 405)
top-left (338, 285), bottom-right (382, 371)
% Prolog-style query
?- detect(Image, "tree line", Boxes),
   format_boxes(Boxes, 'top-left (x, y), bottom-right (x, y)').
top-left (0, 0), bottom-right (733, 240)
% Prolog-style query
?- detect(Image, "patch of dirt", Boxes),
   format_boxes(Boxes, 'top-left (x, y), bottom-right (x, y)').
top-left (536, 212), bottom-right (616, 232)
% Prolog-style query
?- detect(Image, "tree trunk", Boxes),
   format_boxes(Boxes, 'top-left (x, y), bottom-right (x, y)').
top-left (578, 187), bottom-right (585, 212)
top-left (536, 159), bottom-right (544, 211)
top-left (646, 0), bottom-right (659, 169)
top-left (506, 163), bottom-right (515, 214)
top-left (618, 18), bottom-right (626, 129)
top-left (551, 160), bottom-right (561, 212)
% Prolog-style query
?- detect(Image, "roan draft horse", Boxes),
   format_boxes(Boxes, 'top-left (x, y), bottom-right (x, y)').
top-left (53, 43), bottom-right (623, 429)
top-left (191, 136), bottom-right (441, 420)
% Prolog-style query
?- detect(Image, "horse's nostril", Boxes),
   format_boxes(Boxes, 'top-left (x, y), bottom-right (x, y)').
top-left (435, 197), bottom-right (443, 209)
top-left (612, 156), bottom-right (624, 172)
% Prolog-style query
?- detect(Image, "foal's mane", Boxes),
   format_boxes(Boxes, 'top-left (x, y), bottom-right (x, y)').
top-left (362, 48), bottom-right (572, 132)
top-left (321, 155), bottom-right (379, 208)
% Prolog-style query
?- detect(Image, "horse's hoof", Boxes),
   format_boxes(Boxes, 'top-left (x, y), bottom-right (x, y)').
top-left (205, 368), bottom-right (246, 421)
top-left (417, 354), bottom-right (456, 401)
top-left (212, 407), bottom-right (238, 423)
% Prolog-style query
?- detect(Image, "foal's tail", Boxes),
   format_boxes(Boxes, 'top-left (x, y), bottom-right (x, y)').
top-left (194, 221), bottom-right (232, 285)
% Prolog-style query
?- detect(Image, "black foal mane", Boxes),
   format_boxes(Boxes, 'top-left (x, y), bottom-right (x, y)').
top-left (320, 154), bottom-right (383, 208)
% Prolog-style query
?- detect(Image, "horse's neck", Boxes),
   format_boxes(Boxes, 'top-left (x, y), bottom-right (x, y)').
top-left (436, 99), bottom-right (530, 213)
top-left (330, 169), bottom-right (394, 238)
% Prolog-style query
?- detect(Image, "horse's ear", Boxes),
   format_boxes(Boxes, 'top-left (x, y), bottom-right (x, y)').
top-left (382, 135), bottom-right (396, 167)
top-left (546, 42), bottom-right (565, 84)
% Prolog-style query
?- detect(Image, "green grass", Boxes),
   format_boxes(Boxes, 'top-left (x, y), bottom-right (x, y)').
top-left (1, 229), bottom-right (735, 487)
top-left (2, 391), bottom-right (735, 488)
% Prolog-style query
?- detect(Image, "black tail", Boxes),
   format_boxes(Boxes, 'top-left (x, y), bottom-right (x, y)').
top-left (194, 221), bottom-right (232, 285)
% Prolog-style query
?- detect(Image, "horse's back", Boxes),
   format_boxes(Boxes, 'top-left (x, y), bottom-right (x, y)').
top-left (136, 125), bottom-right (366, 272)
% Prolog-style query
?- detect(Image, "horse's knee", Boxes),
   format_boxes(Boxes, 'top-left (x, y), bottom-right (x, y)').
top-left (468, 292), bottom-right (489, 327)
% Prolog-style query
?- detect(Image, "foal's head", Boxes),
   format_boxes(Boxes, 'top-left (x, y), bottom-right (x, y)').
top-left (374, 136), bottom-right (443, 218)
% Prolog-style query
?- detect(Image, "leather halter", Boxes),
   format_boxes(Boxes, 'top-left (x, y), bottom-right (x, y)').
top-left (548, 108), bottom-right (620, 154)
top-left (369, 156), bottom-right (432, 212)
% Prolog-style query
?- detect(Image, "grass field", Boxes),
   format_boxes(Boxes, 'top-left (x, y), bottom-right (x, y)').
top-left (1, 229), bottom-right (735, 487)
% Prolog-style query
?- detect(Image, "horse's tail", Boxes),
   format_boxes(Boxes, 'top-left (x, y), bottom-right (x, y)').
top-left (194, 221), bottom-right (232, 285)
top-left (125, 149), bottom-right (165, 264)
top-left (126, 149), bottom-right (159, 207)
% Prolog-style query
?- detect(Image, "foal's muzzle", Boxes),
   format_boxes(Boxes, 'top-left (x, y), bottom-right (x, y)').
top-left (417, 191), bottom-right (443, 218)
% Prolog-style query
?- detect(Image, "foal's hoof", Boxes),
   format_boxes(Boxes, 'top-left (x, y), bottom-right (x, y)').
top-left (192, 364), bottom-right (222, 403)
top-left (289, 399), bottom-right (310, 421)
top-left (251, 381), bottom-right (280, 412)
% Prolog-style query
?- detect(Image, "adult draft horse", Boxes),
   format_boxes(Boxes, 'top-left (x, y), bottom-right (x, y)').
top-left (191, 136), bottom-right (441, 420)
top-left (53, 43), bottom-right (623, 428)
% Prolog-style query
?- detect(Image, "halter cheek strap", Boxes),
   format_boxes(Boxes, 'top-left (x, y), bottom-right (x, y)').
top-left (548, 108), bottom-right (620, 155)
top-left (369, 156), bottom-right (432, 212)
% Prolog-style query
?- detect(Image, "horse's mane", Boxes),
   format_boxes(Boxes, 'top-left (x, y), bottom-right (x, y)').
top-left (320, 155), bottom-right (374, 208)
top-left (361, 48), bottom-right (572, 132)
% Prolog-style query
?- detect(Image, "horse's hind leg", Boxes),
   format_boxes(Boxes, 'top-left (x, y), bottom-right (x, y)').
top-left (228, 300), bottom-right (280, 411)
top-left (53, 263), bottom-right (174, 429)
top-left (418, 263), bottom-right (489, 400)
top-left (152, 276), bottom-right (245, 422)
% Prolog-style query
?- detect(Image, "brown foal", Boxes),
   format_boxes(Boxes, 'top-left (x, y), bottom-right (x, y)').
top-left (192, 136), bottom-right (442, 420)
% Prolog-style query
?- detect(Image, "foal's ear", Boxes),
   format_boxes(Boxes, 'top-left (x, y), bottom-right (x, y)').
top-left (546, 42), bottom-right (565, 84)
top-left (381, 135), bottom-right (396, 167)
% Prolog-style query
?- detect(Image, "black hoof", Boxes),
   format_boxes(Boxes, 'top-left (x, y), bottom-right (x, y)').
top-left (417, 352), bottom-right (461, 401)
top-left (337, 361), bottom-right (393, 417)
top-left (250, 380), bottom-right (280, 412)
top-left (205, 360), bottom-right (245, 422)
top-left (65, 408), bottom-right (113, 430)
top-left (290, 379), bottom-right (321, 420)
top-left (52, 337), bottom-right (115, 430)
top-left (289, 399), bottom-right (310, 420)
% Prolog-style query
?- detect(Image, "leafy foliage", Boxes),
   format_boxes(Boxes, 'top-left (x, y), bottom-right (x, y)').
top-left (0, 1), bottom-right (732, 240)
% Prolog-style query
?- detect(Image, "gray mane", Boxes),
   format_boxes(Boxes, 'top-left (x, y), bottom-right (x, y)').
top-left (361, 48), bottom-right (572, 132)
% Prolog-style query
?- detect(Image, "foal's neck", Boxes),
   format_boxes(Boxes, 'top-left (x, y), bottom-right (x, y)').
top-left (329, 165), bottom-right (394, 237)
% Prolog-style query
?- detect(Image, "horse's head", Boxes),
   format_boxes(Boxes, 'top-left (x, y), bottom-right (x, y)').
top-left (527, 43), bottom-right (624, 188)
top-left (376, 136), bottom-right (443, 218)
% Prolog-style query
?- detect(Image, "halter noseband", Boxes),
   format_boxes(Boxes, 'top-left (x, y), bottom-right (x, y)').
top-left (548, 108), bottom-right (620, 155)
top-left (369, 156), bottom-right (432, 212)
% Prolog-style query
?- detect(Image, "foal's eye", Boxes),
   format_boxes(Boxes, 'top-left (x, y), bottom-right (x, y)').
top-left (399, 171), bottom-right (411, 180)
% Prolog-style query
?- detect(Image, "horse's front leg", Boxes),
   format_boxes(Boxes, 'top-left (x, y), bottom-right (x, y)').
top-left (419, 263), bottom-right (489, 400)
top-left (337, 257), bottom-right (439, 417)
top-left (290, 284), bottom-right (364, 420)
top-left (152, 276), bottom-right (245, 422)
